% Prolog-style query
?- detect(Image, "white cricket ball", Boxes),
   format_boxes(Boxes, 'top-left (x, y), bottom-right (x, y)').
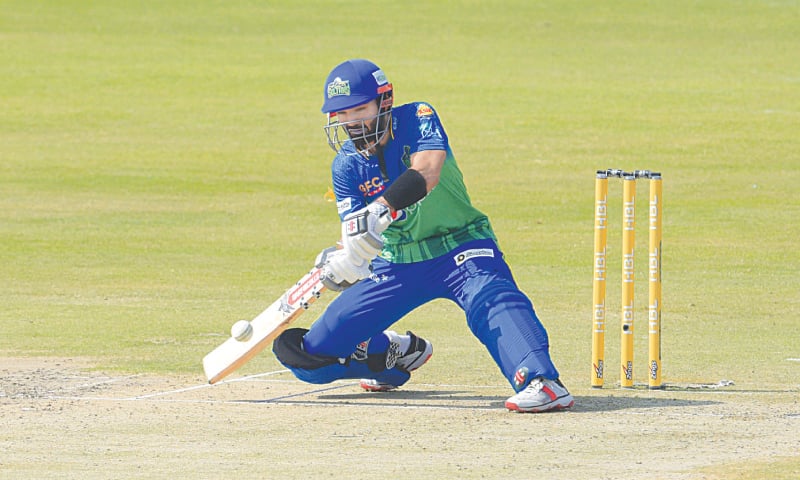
top-left (230, 320), bottom-right (253, 342)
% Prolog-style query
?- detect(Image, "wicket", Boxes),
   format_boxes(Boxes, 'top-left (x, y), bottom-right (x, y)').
top-left (591, 169), bottom-right (662, 389)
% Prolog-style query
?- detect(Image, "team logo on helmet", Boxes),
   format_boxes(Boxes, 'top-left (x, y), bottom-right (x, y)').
top-left (372, 69), bottom-right (388, 85)
top-left (327, 77), bottom-right (350, 99)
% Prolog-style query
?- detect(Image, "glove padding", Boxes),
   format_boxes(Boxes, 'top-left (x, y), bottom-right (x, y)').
top-left (341, 203), bottom-right (393, 262)
top-left (316, 246), bottom-right (370, 292)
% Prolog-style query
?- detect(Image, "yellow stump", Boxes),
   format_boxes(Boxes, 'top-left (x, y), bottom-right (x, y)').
top-left (591, 171), bottom-right (609, 388)
top-left (648, 174), bottom-right (663, 388)
top-left (620, 174), bottom-right (636, 388)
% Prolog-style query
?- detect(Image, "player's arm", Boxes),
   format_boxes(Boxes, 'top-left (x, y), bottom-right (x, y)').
top-left (375, 148), bottom-right (445, 212)
top-left (339, 149), bottom-right (441, 260)
top-left (339, 148), bottom-right (444, 264)
top-left (319, 207), bottom-right (399, 291)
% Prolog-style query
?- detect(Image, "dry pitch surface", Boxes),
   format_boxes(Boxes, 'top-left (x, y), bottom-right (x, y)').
top-left (1, 357), bottom-right (798, 479)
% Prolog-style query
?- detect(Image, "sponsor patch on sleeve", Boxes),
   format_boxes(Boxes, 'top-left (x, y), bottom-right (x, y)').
top-left (336, 197), bottom-right (353, 215)
top-left (453, 248), bottom-right (495, 266)
top-left (416, 104), bottom-right (434, 117)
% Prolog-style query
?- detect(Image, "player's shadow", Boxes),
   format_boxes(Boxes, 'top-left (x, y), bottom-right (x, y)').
top-left (245, 389), bottom-right (722, 412)
top-left (243, 389), bottom-right (504, 410)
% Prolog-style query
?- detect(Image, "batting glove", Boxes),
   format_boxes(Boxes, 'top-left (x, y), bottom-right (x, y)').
top-left (341, 202), bottom-right (393, 261)
top-left (316, 247), bottom-right (370, 292)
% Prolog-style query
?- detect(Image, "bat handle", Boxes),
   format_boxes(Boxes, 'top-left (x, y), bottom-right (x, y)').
top-left (377, 208), bottom-right (402, 233)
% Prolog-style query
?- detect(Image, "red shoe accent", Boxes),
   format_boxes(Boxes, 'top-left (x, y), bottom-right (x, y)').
top-left (541, 385), bottom-right (557, 402)
top-left (504, 398), bottom-right (574, 413)
top-left (359, 380), bottom-right (396, 392)
top-left (407, 353), bottom-right (432, 372)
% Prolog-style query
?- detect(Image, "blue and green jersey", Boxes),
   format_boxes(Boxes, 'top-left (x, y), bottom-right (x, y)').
top-left (331, 102), bottom-right (495, 263)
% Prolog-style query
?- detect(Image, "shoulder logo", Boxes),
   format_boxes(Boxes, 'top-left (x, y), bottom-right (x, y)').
top-left (327, 77), bottom-right (350, 99)
top-left (416, 104), bottom-right (434, 117)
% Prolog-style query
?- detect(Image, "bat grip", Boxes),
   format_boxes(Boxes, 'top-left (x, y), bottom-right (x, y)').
top-left (376, 208), bottom-right (402, 233)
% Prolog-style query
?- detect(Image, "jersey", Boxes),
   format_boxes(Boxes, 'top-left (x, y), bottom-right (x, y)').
top-left (331, 102), bottom-right (496, 263)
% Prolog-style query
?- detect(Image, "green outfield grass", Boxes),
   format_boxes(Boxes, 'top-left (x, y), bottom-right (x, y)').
top-left (2, 0), bottom-right (798, 383)
top-left (1, 0), bottom-right (798, 469)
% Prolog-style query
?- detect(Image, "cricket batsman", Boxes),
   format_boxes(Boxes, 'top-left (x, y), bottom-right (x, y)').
top-left (272, 59), bottom-right (573, 412)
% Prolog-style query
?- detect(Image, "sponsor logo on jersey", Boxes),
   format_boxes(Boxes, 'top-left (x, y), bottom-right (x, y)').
top-left (416, 104), bottom-right (434, 117)
top-left (365, 184), bottom-right (386, 197)
top-left (454, 248), bottom-right (495, 266)
top-left (401, 145), bottom-right (412, 167)
top-left (327, 77), bottom-right (350, 98)
top-left (358, 176), bottom-right (386, 197)
top-left (336, 197), bottom-right (353, 215)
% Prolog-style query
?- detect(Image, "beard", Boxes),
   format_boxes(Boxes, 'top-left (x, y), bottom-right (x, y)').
top-left (345, 118), bottom-right (378, 153)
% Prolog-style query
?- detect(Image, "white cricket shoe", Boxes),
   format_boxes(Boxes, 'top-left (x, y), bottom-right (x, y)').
top-left (359, 331), bottom-right (432, 392)
top-left (505, 377), bottom-right (574, 413)
top-left (393, 330), bottom-right (433, 372)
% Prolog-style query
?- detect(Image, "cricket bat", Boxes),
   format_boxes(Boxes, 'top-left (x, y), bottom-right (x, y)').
top-left (202, 266), bottom-right (327, 384)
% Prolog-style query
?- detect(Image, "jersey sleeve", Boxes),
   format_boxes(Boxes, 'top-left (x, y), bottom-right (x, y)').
top-left (331, 155), bottom-right (366, 221)
top-left (411, 102), bottom-right (449, 153)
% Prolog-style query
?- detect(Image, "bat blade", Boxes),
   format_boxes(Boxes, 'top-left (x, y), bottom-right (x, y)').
top-left (203, 267), bottom-right (326, 384)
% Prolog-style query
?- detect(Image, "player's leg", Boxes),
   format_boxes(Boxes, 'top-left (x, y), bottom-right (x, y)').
top-left (441, 239), bottom-right (573, 411)
top-left (273, 258), bottom-right (437, 386)
top-left (357, 329), bottom-right (433, 391)
top-left (272, 327), bottom-right (414, 386)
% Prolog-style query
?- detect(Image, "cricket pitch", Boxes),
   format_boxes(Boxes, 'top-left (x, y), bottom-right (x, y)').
top-left (2, 357), bottom-right (798, 479)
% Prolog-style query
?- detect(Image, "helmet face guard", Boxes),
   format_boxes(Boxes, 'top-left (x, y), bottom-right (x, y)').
top-left (324, 88), bottom-right (393, 156)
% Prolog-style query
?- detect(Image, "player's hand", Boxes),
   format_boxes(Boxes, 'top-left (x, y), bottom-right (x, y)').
top-left (316, 247), bottom-right (370, 292)
top-left (341, 202), bottom-right (393, 261)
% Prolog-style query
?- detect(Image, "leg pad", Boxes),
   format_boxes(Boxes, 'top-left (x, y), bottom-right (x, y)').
top-left (273, 328), bottom-right (340, 370)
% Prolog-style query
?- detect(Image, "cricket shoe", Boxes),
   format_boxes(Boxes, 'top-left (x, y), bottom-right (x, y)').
top-left (359, 378), bottom-right (398, 392)
top-left (359, 331), bottom-right (433, 392)
top-left (392, 330), bottom-right (433, 372)
top-left (505, 376), bottom-right (574, 413)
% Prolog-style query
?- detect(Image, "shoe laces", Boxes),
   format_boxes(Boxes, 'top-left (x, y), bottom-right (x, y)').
top-left (524, 377), bottom-right (545, 393)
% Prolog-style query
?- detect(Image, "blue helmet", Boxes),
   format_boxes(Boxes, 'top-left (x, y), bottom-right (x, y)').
top-left (321, 59), bottom-right (392, 113)
top-left (322, 59), bottom-right (394, 156)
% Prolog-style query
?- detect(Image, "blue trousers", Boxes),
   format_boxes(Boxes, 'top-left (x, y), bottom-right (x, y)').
top-left (290, 238), bottom-right (559, 392)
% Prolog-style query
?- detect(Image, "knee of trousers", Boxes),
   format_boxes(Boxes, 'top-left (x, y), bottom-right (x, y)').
top-left (466, 282), bottom-right (557, 384)
top-left (465, 280), bottom-right (535, 335)
top-left (273, 328), bottom-right (340, 371)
